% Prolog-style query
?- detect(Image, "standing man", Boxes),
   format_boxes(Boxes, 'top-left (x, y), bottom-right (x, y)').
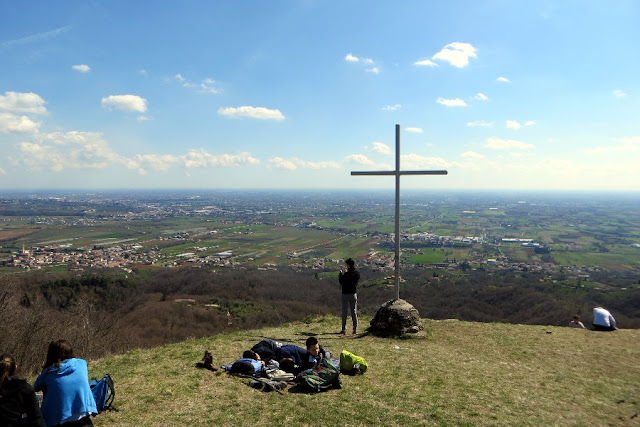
top-left (339, 258), bottom-right (360, 335)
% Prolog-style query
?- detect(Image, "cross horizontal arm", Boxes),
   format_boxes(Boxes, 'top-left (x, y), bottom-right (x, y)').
top-left (351, 170), bottom-right (448, 176)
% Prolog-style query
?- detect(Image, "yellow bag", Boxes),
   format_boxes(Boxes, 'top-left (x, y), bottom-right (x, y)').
top-left (339, 350), bottom-right (368, 373)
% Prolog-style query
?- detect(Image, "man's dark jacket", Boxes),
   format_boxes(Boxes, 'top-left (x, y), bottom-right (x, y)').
top-left (339, 267), bottom-right (360, 294)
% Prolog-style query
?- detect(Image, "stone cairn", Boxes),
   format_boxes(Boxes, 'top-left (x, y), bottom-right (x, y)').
top-left (367, 298), bottom-right (424, 337)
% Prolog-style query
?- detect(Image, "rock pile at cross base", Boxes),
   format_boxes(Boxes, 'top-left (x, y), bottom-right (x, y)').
top-left (367, 299), bottom-right (424, 337)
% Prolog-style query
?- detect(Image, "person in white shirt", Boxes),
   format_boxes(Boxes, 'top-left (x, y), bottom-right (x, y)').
top-left (592, 307), bottom-right (618, 331)
top-left (568, 315), bottom-right (586, 329)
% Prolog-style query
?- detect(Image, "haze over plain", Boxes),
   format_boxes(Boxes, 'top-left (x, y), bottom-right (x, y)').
top-left (1, 1), bottom-right (639, 190)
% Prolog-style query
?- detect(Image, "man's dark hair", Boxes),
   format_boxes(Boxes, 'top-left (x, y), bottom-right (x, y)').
top-left (345, 258), bottom-right (355, 268)
top-left (279, 358), bottom-right (296, 374)
top-left (242, 350), bottom-right (258, 360)
top-left (305, 336), bottom-right (318, 349)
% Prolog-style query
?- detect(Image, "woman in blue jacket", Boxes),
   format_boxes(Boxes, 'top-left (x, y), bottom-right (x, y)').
top-left (33, 340), bottom-right (97, 427)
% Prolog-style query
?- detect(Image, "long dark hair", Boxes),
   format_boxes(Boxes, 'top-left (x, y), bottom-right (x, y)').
top-left (43, 339), bottom-right (75, 369)
top-left (0, 354), bottom-right (17, 395)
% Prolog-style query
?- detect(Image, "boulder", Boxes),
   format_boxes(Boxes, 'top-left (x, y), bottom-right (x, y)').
top-left (367, 299), bottom-right (423, 337)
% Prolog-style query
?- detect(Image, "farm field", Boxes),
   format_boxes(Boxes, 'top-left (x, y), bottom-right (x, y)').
top-left (1, 190), bottom-right (639, 277)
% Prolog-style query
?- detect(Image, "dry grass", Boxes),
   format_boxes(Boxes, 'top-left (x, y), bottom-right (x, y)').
top-left (85, 316), bottom-right (640, 426)
top-left (0, 228), bottom-right (37, 242)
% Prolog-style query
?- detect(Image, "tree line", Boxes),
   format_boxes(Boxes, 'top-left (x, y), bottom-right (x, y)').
top-left (1, 265), bottom-right (638, 375)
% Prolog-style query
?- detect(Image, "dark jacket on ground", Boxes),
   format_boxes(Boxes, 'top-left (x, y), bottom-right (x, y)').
top-left (339, 267), bottom-right (360, 294)
top-left (0, 377), bottom-right (46, 427)
top-left (251, 339), bottom-right (327, 370)
top-left (250, 339), bottom-right (280, 363)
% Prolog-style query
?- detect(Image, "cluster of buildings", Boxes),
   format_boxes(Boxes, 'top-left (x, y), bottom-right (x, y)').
top-left (10, 244), bottom-right (158, 271)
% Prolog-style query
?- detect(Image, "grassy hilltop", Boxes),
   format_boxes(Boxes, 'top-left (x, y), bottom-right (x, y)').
top-left (82, 316), bottom-right (639, 426)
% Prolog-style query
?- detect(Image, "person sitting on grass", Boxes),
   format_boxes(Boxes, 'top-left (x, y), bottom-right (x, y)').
top-left (568, 315), bottom-right (586, 329)
top-left (0, 353), bottom-right (46, 427)
top-left (592, 307), bottom-right (618, 331)
top-left (33, 340), bottom-right (97, 427)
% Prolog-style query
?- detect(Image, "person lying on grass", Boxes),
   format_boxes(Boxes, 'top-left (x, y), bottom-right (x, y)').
top-left (249, 337), bottom-right (330, 374)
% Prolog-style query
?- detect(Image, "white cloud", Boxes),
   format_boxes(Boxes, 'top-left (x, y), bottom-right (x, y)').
top-left (474, 93), bottom-right (488, 101)
top-left (507, 120), bottom-right (535, 129)
top-left (485, 137), bottom-right (534, 150)
top-left (182, 150), bottom-right (260, 168)
top-left (496, 76), bottom-right (510, 83)
top-left (0, 113), bottom-right (41, 133)
top-left (269, 157), bottom-right (340, 170)
top-left (345, 154), bottom-right (375, 166)
top-left (414, 59), bottom-right (438, 67)
top-left (372, 142), bottom-right (392, 155)
top-left (467, 120), bottom-right (494, 128)
top-left (71, 64), bottom-right (90, 73)
top-left (506, 120), bottom-right (522, 130)
top-left (613, 89), bottom-right (627, 99)
top-left (431, 42), bottom-right (477, 68)
top-left (10, 128), bottom-right (264, 175)
top-left (461, 151), bottom-right (485, 159)
top-left (586, 136), bottom-right (640, 155)
top-left (134, 154), bottom-right (179, 172)
top-left (139, 69), bottom-right (148, 77)
top-left (587, 145), bottom-right (638, 155)
top-left (0, 166), bottom-right (5, 175)
top-left (11, 131), bottom-right (132, 172)
top-left (0, 92), bottom-right (48, 114)
top-left (2, 25), bottom-right (71, 48)
top-left (401, 153), bottom-right (456, 169)
top-left (436, 98), bottom-right (468, 107)
top-left (101, 95), bottom-right (148, 113)
top-left (217, 106), bottom-right (285, 120)
top-left (345, 53), bottom-right (359, 62)
top-left (269, 157), bottom-right (297, 170)
top-left (345, 53), bottom-right (379, 73)
top-left (200, 78), bottom-right (219, 94)
top-left (344, 154), bottom-right (391, 170)
top-left (174, 74), bottom-right (220, 94)
top-left (137, 115), bottom-right (153, 121)
top-left (405, 127), bottom-right (423, 134)
top-left (617, 136), bottom-right (640, 145)
top-left (382, 104), bottom-right (401, 111)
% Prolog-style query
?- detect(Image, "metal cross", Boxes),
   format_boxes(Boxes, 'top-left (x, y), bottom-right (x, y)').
top-left (351, 124), bottom-right (448, 300)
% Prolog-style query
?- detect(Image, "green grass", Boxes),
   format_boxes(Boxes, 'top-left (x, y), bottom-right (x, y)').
top-left (82, 316), bottom-right (639, 426)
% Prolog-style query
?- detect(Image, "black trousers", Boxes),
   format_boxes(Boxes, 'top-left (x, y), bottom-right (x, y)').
top-left (51, 416), bottom-right (94, 427)
top-left (593, 323), bottom-right (616, 331)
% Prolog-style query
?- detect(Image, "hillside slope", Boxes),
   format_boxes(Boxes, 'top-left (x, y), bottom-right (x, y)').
top-left (85, 316), bottom-right (639, 426)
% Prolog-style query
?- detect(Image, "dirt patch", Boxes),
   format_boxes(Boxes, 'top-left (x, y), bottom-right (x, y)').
top-left (0, 229), bottom-right (37, 242)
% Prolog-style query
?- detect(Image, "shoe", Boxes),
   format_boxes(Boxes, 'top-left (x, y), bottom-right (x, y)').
top-left (353, 328), bottom-right (357, 335)
top-left (338, 330), bottom-right (346, 335)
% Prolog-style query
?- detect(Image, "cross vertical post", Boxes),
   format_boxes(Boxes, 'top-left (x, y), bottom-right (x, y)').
top-left (351, 124), bottom-right (448, 300)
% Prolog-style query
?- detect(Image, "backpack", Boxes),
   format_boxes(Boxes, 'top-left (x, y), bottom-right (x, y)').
top-left (90, 374), bottom-right (115, 412)
top-left (339, 350), bottom-right (368, 375)
top-left (300, 358), bottom-right (342, 392)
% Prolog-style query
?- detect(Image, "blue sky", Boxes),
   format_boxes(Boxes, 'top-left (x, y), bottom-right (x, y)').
top-left (1, 1), bottom-right (639, 191)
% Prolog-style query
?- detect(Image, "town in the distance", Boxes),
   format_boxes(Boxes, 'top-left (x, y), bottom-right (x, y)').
top-left (1, 190), bottom-right (639, 290)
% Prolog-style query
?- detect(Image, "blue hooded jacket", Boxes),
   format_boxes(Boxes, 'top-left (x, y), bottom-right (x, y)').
top-left (33, 358), bottom-right (97, 426)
